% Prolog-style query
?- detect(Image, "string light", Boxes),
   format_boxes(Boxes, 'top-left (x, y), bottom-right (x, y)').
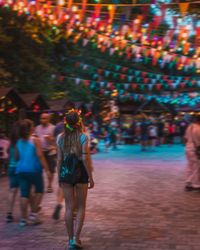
top-left (0, 0), bottom-right (199, 73)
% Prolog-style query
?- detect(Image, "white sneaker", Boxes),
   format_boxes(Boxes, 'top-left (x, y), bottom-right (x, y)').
top-left (28, 213), bottom-right (42, 225)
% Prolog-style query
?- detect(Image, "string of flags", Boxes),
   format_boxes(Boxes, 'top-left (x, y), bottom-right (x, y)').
top-left (73, 61), bottom-right (200, 90)
top-left (0, 0), bottom-right (200, 73)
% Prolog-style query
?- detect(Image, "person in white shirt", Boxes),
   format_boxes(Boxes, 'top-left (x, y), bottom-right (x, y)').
top-left (0, 130), bottom-right (10, 176)
top-left (184, 115), bottom-right (200, 191)
top-left (148, 123), bottom-right (158, 151)
top-left (35, 113), bottom-right (56, 193)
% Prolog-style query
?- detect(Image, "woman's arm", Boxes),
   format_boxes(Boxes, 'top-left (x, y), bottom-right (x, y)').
top-left (34, 138), bottom-right (49, 173)
top-left (15, 147), bottom-right (19, 161)
top-left (82, 140), bottom-right (94, 189)
top-left (56, 145), bottom-right (63, 176)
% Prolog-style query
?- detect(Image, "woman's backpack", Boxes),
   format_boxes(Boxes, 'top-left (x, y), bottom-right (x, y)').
top-left (59, 153), bottom-right (82, 185)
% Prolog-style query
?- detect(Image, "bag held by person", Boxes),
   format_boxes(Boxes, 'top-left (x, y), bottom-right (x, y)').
top-left (59, 153), bottom-right (82, 185)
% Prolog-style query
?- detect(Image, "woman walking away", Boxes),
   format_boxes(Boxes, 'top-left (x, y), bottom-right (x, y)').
top-left (184, 115), bottom-right (200, 191)
top-left (6, 122), bottom-right (19, 223)
top-left (57, 109), bottom-right (94, 250)
top-left (16, 119), bottom-right (50, 226)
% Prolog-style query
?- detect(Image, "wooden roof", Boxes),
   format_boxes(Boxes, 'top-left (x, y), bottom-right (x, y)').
top-left (0, 87), bottom-right (14, 99)
top-left (20, 93), bottom-right (49, 109)
top-left (134, 99), bottom-right (171, 114)
top-left (48, 99), bottom-right (69, 111)
top-left (20, 93), bottom-right (40, 106)
top-left (0, 87), bottom-right (27, 108)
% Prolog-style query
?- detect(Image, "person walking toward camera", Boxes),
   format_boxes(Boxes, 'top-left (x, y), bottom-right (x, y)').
top-left (0, 130), bottom-right (10, 176)
top-left (57, 109), bottom-right (94, 249)
top-left (184, 115), bottom-right (200, 191)
top-left (35, 113), bottom-right (56, 193)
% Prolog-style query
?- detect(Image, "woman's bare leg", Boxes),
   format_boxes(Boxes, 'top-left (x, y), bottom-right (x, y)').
top-left (7, 188), bottom-right (18, 214)
top-left (74, 184), bottom-right (88, 241)
top-left (20, 197), bottom-right (29, 220)
top-left (32, 193), bottom-right (43, 213)
top-left (62, 184), bottom-right (75, 240)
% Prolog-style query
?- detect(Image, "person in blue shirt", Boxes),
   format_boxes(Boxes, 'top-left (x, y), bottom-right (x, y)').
top-left (16, 119), bottom-right (50, 227)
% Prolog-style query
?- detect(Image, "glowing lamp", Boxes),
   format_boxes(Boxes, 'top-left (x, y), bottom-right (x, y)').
top-left (57, 0), bottom-right (65, 6)
top-left (134, 19), bottom-right (140, 24)
top-left (49, 15), bottom-right (54, 20)
top-left (75, 14), bottom-right (79, 19)
top-left (72, 6), bottom-right (78, 12)
top-left (182, 32), bottom-right (187, 38)
top-left (19, 2), bottom-right (24, 7)
top-left (37, 10), bottom-right (42, 16)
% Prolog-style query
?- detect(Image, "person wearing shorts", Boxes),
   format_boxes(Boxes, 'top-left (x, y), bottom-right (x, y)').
top-left (57, 109), bottom-right (94, 249)
top-left (35, 113), bottom-right (56, 193)
top-left (16, 119), bottom-right (50, 227)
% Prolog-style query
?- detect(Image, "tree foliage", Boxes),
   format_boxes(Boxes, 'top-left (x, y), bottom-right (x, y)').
top-left (0, 8), bottom-right (93, 102)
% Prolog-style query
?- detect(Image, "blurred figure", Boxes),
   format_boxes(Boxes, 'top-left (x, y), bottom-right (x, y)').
top-left (0, 130), bottom-right (10, 176)
top-left (35, 113), bottom-right (56, 193)
top-left (167, 122), bottom-right (176, 145)
top-left (148, 123), bottom-right (158, 151)
top-left (109, 126), bottom-right (118, 150)
top-left (180, 120), bottom-right (188, 144)
top-left (140, 119), bottom-right (149, 151)
top-left (90, 138), bottom-right (99, 154)
top-left (184, 115), bottom-right (200, 191)
top-left (157, 119), bottom-right (165, 145)
top-left (16, 119), bottom-right (50, 226)
top-left (102, 128), bottom-right (110, 152)
top-left (6, 123), bottom-right (19, 223)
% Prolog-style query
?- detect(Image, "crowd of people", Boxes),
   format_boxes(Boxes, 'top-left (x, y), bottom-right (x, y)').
top-left (2, 110), bottom-right (94, 250)
top-left (1, 110), bottom-right (200, 249)
top-left (84, 116), bottom-right (189, 153)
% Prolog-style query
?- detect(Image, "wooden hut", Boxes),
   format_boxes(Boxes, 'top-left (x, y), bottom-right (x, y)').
top-left (20, 93), bottom-right (49, 112)
top-left (20, 93), bottom-right (49, 124)
top-left (0, 87), bottom-right (26, 112)
top-left (48, 99), bottom-right (74, 112)
top-left (47, 99), bottom-right (75, 124)
top-left (0, 88), bottom-right (26, 133)
top-left (134, 99), bottom-right (174, 116)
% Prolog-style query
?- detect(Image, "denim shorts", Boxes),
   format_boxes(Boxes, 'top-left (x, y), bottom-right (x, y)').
top-left (18, 172), bottom-right (44, 198)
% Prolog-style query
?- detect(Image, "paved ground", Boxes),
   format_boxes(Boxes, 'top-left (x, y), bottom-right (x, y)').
top-left (1, 144), bottom-right (200, 250)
